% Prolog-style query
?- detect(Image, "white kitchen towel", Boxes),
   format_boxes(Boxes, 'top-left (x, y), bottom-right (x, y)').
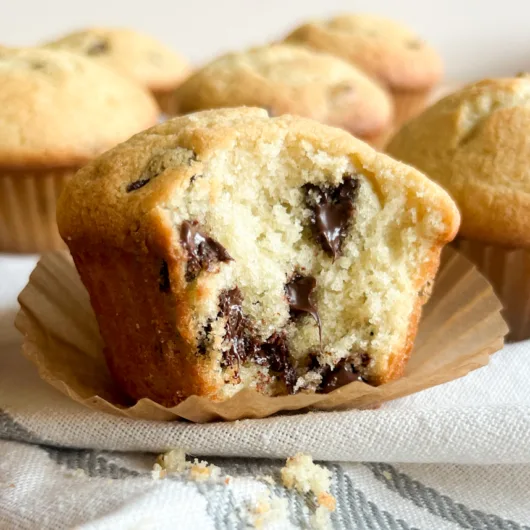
top-left (2, 255), bottom-right (530, 529)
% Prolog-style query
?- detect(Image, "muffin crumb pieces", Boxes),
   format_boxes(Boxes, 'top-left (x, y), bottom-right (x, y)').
top-left (250, 492), bottom-right (289, 529)
top-left (153, 448), bottom-right (221, 482)
top-left (281, 453), bottom-right (335, 527)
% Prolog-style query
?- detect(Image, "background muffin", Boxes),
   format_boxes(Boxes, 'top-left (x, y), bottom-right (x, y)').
top-left (0, 47), bottom-right (158, 252)
top-left (284, 14), bottom-right (443, 128)
top-left (44, 27), bottom-right (190, 114)
top-left (173, 44), bottom-right (393, 147)
top-left (387, 77), bottom-right (530, 340)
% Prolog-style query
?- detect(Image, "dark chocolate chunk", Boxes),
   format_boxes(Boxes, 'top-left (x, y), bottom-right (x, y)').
top-left (311, 353), bottom-right (370, 393)
top-left (181, 220), bottom-right (232, 282)
top-left (126, 178), bottom-right (151, 193)
top-left (87, 40), bottom-right (110, 56)
top-left (320, 363), bottom-right (364, 393)
top-left (303, 176), bottom-right (360, 260)
top-left (285, 274), bottom-right (322, 347)
top-left (261, 332), bottom-right (297, 392)
top-left (218, 287), bottom-right (260, 366)
top-left (217, 289), bottom-right (296, 390)
top-left (159, 260), bottom-right (170, 293)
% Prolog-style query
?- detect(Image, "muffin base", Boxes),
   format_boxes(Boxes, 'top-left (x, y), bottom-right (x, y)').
top-left (0, 168), bottom-right (77, 253)
top-left (455, 238), bottom-right (530, 341)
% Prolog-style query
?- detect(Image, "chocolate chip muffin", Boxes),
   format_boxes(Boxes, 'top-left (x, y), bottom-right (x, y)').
top-left (44, 27), bottom-right (190, 114)
top-left (284, 14), bottom-right (442, 128)
top-left (173, 44), bottom-right (393, 147)
top-left (57, 108), bottom-right (459, 406)
top-left (0, 48), bottom-right (158, 252)
top-left (387, 77), bottom-right (530, 340)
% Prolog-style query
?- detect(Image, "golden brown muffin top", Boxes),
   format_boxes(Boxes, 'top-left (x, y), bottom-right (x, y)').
top-left (284, 14), bottom-right (442, 92)
top-left (44, 27), bottom-right (190, 92)
top-left (387, 77), bottom-right (530, 248)
top-left (57, 107), bottom-right (458, 250)
top-left (0, 47), bottom-right (158, 168)
top-left (173, 44), bottom-right (393, 140)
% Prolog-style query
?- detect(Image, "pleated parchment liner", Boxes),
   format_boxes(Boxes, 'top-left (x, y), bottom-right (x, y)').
top-left (15, 248), bottom-right (508, 423)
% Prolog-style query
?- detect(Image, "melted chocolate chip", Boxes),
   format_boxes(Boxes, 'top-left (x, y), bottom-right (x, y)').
top-left (320, 363), bottom-right (365, 393)
top-left (126, 178), bottom-right (151, 192)
top-left (87, 40), bottom-right (110, 56)
top-left (217, 288), bottom-right (296, 390)
top-left (261, 332), bottom-right (297, 391)
top-left (181, 221), bottom-right (233, 281)
top-left (285, 274), bottom-right (322, 348)
top-left (303, 176), bottom-right (360, 260)
top-left (159, 260), bottom-right (170, 293)
top-left (218, 288), bottom-right (260, 367)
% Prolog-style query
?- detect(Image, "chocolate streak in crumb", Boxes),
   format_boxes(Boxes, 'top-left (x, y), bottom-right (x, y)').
top-left (304, 176), bottom-right (360, 260)
top-left (181, 221), bottom-right (233, 282)
top-left (285, 274), bottom-right (322, 349)
top-left (218, 288), bottom-right (296, 392)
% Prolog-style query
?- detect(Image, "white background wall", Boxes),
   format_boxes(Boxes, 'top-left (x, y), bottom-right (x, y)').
top-left (2, 0), bottom-right (529, 81)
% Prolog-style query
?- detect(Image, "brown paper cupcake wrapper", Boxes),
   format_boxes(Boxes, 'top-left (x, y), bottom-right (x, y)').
top-left (455, 239), bottom-right (530, 341)
top-left (15, 247), bottom-right (507, 422)
top-left (0, 169), bottom-right (76, 253)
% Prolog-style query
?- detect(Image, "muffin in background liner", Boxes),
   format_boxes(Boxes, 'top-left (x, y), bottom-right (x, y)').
top-left (387, 77), bottom-right (530, 340)
top-left (0, 169), bottom-right (73, 252)
top-left (0, 48), bottom-right (158, 253)
top-left (455, 239), bottom-right (530, 341)
top-left (15, 247), bottom-right (507, 422)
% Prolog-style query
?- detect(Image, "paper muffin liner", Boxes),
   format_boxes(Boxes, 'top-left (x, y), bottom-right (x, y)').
top-left (15, 247), bottom-right (507, 422)
top-left (0, 168), bottom-right (76, 253)
top-left (455, 238), bottom-right (530, 341)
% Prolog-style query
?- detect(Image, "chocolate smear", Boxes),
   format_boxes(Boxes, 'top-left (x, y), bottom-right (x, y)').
top-left (320, 361), bottom-right (366, 393)
top-left (159, 260), bottom-right (170, 293)
top-left (218, 288), bottom-right (296, 391)
top-left (303, 176), bottom-right (360, 260)
top-left (285, 273), bottom-right (322, 348)
top-left (181, 220), bottom-right (233, 282)
top-left (261, 332), bottom-right (297, 392)
top-left (218, 287), bottom-right (260, 367)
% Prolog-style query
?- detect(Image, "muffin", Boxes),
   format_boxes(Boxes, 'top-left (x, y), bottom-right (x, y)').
top-left (173, 44), bottom-right (393, 147)
top-left (57, 108), bottom-right (459, 406)
top-left (44, 27), bottom-right (190, 114)
top-left (0, 47), bottom-right (158, 252)
top-left (387, 77), bottom-right (530, 340)
top-left (284, 14), bottom-right (443, 127)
